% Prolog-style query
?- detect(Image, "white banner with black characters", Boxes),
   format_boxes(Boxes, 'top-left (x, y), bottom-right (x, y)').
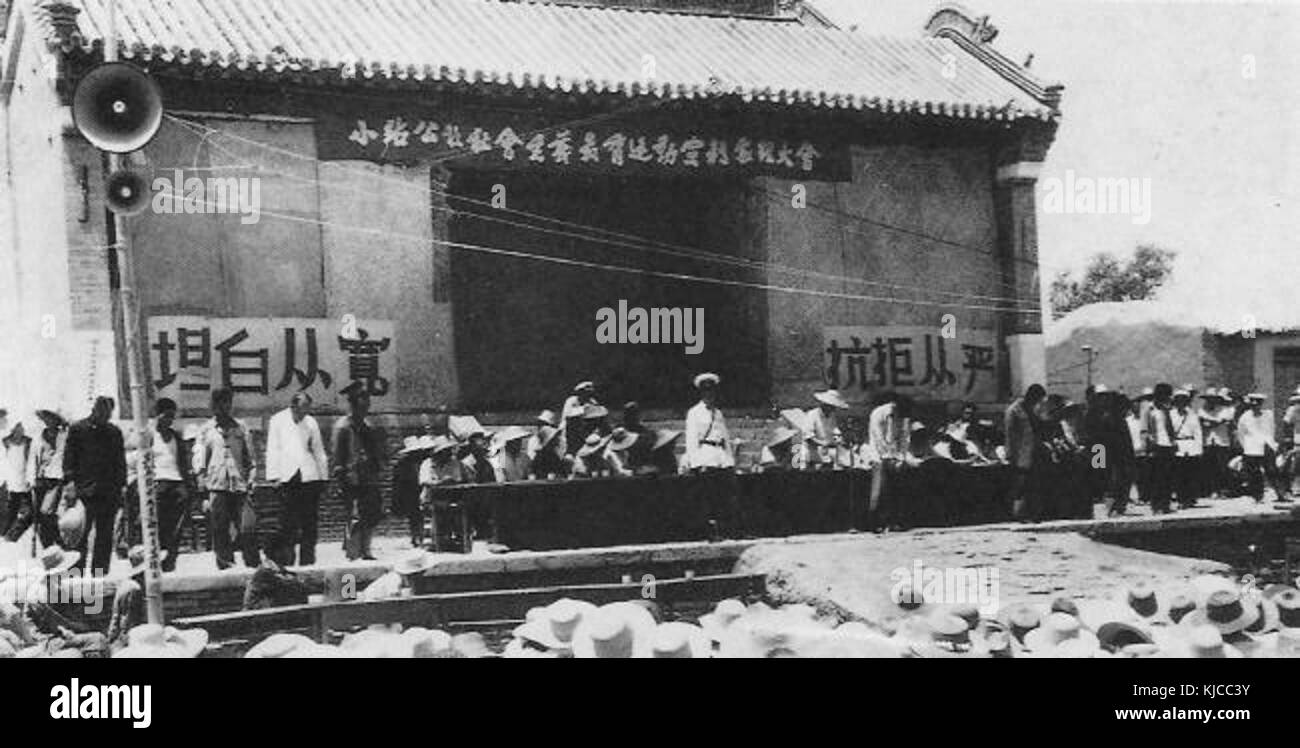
top-left (147, 316), bottom-right (396, 413)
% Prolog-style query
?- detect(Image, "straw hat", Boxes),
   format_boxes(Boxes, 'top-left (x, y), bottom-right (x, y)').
top-left (572, 381), bottom-right (595, 394)
top-left (58, 503), bottom-right (86, 549)
top-left (512, 598), bottom-right (599, 652)
top-left (495, 426), bottom-right (531, 446)
top-left (1274, 589), bottom-right (1300, 629)
top-left (651, 622), bottom-right (711, 658)
top-left (581, 404), bottom-right (609, 420)
top-left (1023, 613), bottom-right (1101, 657)
top-left (699, 598), bottom-right (747, 643)
top-left (1246, 392), bottom-right (1267, 403)
top-left (577, 432), bottom-right (611, 458)
top-left (447, 415), bottom-right (489, 441)
top-left (112, 624), bottom-right (203, 659)
top-left (122, 545), bottom-right (168, 579)
top-left (428, 435), bottom-right (457, 455)
top-left (1163, 625), bottom-right (1244, 658)
top-left (813, 390), bottom-right (850, 409)
top-left (693, 372), bottom-right (721, 390)
top-left (651, 430), bottom-right (682, 453)
top-left (35, 546), bottom-right (80, 577)
top-left (535, 410), bottom-right (560, 428)
top-left (403, 627), bottom-right (454, 658)
top-left (245, 633), bottom-right (317, 658)
top-left (1181, 589), bottom-right (1260, 635)
top-left (767, 427), bottom-right (801, 450)
top-left (998, 603), bottom-right (1042, 643)
top-left (606, 427), bottom-right (640, 452)
top-left (392, 550), bottom-right (436, 577)
top-left (396, 436), bottom-right (423, 455)
top-left (571, 602), bottom-right (657, 658)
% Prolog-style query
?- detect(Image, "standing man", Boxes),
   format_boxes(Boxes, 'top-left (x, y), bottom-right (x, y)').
top-left (1236, 393), bottom-right (1290, 503)
top-left (805, 389), bottom-right (849, 469)
top-left (5, 410), bottom-right (66, 548)
top-left (1004, 384), bottom-right (1045, 522)
top-left (149, 399), bottom-right (193, 572)
top-left (192, 388), bottom-right (260, 570)
top-left (1282, 387), bottom-right (1300, 495)
top-left (332, 388), bottom-right (385, 562)
top-left (1170, 389), bottom-right (1204, 508)
top-left (265, 392), bottom-right (329, 566)
top-left (1144, 383), bottom-right (1178, 514)
top-left (683, 373), bottom-right (734, 472)
top-left (62, 396), bottom-right (126, 575)
top-left (1199, 388), bottom-right (1235, 498)
top-left (0, 421), bottom-right (32, 542)
top-left (868, 392), bottom-right (916, 531)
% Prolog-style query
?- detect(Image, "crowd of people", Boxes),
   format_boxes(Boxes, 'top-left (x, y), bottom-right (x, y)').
top-left (1, 376), bottom-right (1296, 577)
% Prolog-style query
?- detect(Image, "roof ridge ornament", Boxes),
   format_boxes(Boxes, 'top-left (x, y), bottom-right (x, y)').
top-left (924, 3), bottom-right (1062, 112)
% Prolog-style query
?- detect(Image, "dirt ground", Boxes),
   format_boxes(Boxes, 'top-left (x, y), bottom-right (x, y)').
top-left (735, 530), bottom-right (1231, 634)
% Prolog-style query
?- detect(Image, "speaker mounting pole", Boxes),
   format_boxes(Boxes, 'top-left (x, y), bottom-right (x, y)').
top-left (103, 0), bottom-right (165, 627)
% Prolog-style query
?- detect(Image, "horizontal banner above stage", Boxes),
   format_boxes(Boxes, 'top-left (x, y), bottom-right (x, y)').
top-left (314, 107), bottom-right (850, 180)
top-left (147, 316), bottom-right (396, 413)
top-left (823, 325), bottom-right (999, 403)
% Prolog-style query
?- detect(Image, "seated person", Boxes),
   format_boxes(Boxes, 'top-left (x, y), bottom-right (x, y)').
top-left (571, 433), bottom-right (615, 478)
top-left (637, 430), bottom-right (682, 477)
top-left (242, 554), bottom-right (310, 610)
top-left (360, 551), bottom-right (436, 601)
top-left (493, 426), bottom-right (533, 482)
top-left (605, 427), bottom-right (641, 476)
top-left (458, 428), bottom-right (497, 485)
top-left (419, 436), bottom-right (465, 495)
top-left (906, 423), bottom-right (944, 465)
top-left (759, 427), bottom-right (801, 472)
top-left (530, 425), bottom-right (571, 479)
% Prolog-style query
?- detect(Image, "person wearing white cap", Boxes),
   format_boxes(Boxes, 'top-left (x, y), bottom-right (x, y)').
top-left (1236, 394), bottom-right (1290, 503)
top-left (560, 381), bottom-right (600, 457)
top-left (684, 373), bottom-right (734, 472)
top-left (492, 426), bottom-right (533, 482)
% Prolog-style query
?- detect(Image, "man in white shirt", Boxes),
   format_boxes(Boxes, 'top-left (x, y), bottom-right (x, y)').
top-left (1170, 389), bottom-right (1204, 508)
top-left (1143, 383), bottom-right (1177, 514)
top-left (265, 392), bottom-right (329, 565)
top-left (1199, 388), bottom-right (1235, 498)
top-left (804, 389), bottom-right (849, 469)
top-left (1236, 393), bottom-right (1290, 503)
top-left (867, 393), bottom-right (914, 531)
top-left (684, 373), bottom-right (734, 471)
top-left (149, 398), bottom-right (192, 571)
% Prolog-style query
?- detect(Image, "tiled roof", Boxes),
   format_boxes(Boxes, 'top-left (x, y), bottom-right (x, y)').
top-left (31, 0), bottom-right (1059, 121)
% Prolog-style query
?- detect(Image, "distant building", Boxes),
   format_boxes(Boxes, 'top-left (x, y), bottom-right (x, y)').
top-left (0, 0), bottom-right (1062, 423)
top-left (1047, 300), bottom-right (1300, 425)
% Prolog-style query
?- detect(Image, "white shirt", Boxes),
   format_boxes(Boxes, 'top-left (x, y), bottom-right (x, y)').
top-left (868, 403), bottom-right (909, 460)
top-left (804, 407), bottom-right (838, 466)
top-left (1236, 409), bottom-right (1276, 456)
top-left (264, 408), bottom-right (328, 483)
top-left (151, 427), bottom-right (182, 481)
top-left (684, 401), bottom-right (733, 469)
top-left (1200, 405), bottom-right (1234, 447)
top-left (1148, 407), bottom-right (1174, 448)
top-left (2, 438), bottom-right (31, 493)
top-left (1126, 414), bottom-right (1146, 455)
top-left (1284, 404), bottom-right (1300, 443)
top-left (1171, 408), bottom-right (1203, 457)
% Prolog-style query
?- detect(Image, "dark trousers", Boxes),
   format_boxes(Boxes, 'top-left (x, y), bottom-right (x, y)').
top-left (155, 481), bottom-right (189, 571)
top-left (342, 483), bottom-right (382, 560)
top-left (870, 460), bottom-right (907, 529)
top-left (274, 480), bottom-right (322, 566)
top-left (1133, 455), bottom-right (1152, 504)
top-left (76, 496), bottom-right (122, 576)
top-left (32, 479), bottom-right (63, 548)
top-left (209, 490), bottom-right (260, 569)
top-left (1148, 447), bottom-right (1176, 513)
top-left (1007, 466), bottom-right (1032, 521)
top-left (1174, 456), bottom-right (1203, 506)
top-left (2, 492), bottom-right (32, 542)
top-left (1204, 445), bottom-right (1232, 496)
top-left (1243, 452), bottom-right (1289, 501)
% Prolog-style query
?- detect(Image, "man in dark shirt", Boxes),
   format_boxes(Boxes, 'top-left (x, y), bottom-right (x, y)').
top-left (62, 397), bottom-right (126, 576)
top-left (332, 387), bottom-right (386, 561)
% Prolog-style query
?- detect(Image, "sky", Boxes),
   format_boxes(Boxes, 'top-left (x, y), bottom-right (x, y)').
top-left (812, 0), bottom-right (1299, 313)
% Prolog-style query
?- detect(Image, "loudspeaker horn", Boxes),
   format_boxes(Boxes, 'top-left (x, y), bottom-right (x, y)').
top-left (71, 62), bottom-right (163, 154)
top-left (105, 169), bottom-right (151, 216)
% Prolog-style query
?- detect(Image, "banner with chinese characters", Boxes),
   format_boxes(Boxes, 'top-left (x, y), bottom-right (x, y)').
top-left (314, 107), bottom-right (849, 181)
top-left (823, 326), bottom-right (999, 403)
top-left (147, 317), bottom-right (396, 414)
